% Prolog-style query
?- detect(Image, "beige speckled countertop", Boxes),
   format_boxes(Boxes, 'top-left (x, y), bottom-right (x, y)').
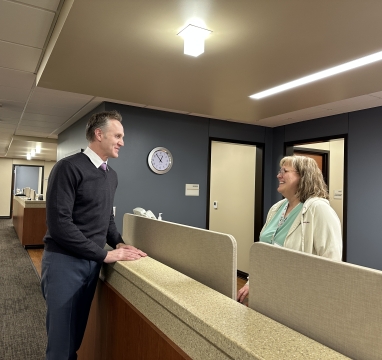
top-left (13, 196), bottom-right (46, 208)
top-left (102, 256), bottom-right (349, 360)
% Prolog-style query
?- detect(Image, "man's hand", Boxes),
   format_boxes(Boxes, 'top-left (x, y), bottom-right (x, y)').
top-left (104, 244), bottom-right (147, 263)
top-left (237, 284), bottom-right (249, 303)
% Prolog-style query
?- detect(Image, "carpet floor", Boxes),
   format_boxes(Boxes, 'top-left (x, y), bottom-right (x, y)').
top-left (0, 219), bottom-right (47, 360)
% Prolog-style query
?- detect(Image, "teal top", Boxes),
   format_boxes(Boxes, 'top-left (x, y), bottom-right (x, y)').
top-left (260, 200), bottom-right (303, 247)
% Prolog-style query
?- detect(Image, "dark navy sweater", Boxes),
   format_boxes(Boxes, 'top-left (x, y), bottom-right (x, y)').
top-left (43, 152), bottom-right (123, 263)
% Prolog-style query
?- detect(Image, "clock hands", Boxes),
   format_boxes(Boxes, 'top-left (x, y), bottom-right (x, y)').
top-left (156, 153), bottom-right (164, 162)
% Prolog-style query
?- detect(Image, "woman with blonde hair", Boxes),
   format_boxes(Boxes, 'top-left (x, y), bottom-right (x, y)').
top-left (237, 155), bottom-right (342, 303)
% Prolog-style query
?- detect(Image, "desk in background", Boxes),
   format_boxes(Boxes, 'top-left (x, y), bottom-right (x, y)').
top-left (13, 196), bottom-right (46, 247)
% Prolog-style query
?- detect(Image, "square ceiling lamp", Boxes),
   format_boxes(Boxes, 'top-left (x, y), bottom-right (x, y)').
top-left (178, 24), bottom-right (212, 57)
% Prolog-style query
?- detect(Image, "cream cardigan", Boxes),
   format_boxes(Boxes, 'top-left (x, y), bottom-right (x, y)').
top-left (261, 197), bottom-right (342, 260)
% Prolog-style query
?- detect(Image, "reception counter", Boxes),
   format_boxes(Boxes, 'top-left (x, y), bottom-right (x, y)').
top-left (78, 215), bottom-right (347, 359)
top-left (12, 196), bottom-right (46, 247)
top-left (79, 256), bottom-right (348, 359)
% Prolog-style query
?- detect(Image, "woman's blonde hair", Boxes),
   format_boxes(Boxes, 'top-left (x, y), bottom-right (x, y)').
top-left (280, 155), bottom-right (329, 202)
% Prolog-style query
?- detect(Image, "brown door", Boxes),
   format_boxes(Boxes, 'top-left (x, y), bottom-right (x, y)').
top-left (294, 151), bottom-right (328, 186)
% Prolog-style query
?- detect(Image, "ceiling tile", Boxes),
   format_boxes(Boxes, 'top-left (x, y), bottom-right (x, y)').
top-left (18, 0), bottom-right (61, 12)
top-left (0, 67), bottom-right (35, 89)
top-left (24, 102), bottom-right (79, 117)
top-left (15, 129), bottom-right (55, 137)
top-left (20, 121), bottom-right (63, 129)
top-left (0, 40), bottom-right (42, 72)
top-left (29, 87), bottom-right (93, 109)
top-left (0, 123), bottom-right (17, 130)
top-left (22, 112), bottom-right (68, 123)
top-left (0, 108), bottom-right (23, 120)
top-left (0, 85), bottom-right (31, 103)
top-left (0, 135), bottom-right (12, 143)
top-left (0, 99), bottom-right (25, 112)
top-left (0, 1), bottom-right (55, 48)
top-left (18, 124), bottom-right (59, 131)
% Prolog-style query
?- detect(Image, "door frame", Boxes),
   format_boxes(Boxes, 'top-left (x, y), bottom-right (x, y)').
top-left (293, 147), bottom-right (330, 187)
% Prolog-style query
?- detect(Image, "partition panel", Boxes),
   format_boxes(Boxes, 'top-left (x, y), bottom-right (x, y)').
top-left (123, 213), bottom-right (237, 299)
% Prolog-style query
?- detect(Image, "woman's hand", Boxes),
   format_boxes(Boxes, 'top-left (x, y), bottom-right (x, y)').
top-left (237, 284), bottom-right (249, 303)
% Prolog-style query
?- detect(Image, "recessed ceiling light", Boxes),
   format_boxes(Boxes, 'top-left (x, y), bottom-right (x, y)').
top-left (178, 24), bottom-right (212, 57)
top-left (250, 50), bottom-right (382, 99)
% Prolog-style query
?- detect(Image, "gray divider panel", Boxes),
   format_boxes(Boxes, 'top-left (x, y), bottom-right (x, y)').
top-left (123, 214), bottom-right (237, 299)
top-left (248, 242), bottom-right (382, 360)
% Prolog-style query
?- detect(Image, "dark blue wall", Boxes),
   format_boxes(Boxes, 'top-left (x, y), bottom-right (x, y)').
top-left (58, 101), bottom-right (382, 271)
top-left (58, 102), bottom-right (271, 232)
top-left (106, 103), bottom-right (210, 229)
top-left (273, 110), bottom-right (382, 271)
top-left (347, 107), bottom-right (382, 269)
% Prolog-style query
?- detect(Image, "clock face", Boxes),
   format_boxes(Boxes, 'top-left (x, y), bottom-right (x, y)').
top-left (148, 147), bottom-right (173, 174)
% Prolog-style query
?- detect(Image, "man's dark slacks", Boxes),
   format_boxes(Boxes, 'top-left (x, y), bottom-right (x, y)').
top-left (41, 250), bottom-right (102, 360)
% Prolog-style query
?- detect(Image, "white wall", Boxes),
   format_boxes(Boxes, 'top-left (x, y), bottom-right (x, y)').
top-left (0, 158), bottom-right (55, 217)
top-left (0, 159), bottom-right (13, 216)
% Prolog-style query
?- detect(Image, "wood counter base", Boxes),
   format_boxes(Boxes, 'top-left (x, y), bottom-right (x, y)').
top-left (78, 280), bottom-right (191, 360)
top-left (13, 197), bottom-right (46, 247)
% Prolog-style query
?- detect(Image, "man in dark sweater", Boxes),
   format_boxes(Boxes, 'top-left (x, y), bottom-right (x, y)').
top-left (41, 110), bottom-right (146, 360)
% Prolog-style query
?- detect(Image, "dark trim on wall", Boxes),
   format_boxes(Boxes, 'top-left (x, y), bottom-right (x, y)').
top-left (255, 146), bottom-right (264, 242)
top-left (342, 135), bottom-right (348, 262)
top-left (205, 139), bottom-right (212, 229)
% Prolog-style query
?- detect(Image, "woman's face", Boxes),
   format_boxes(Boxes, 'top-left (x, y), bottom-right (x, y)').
top-left (277, 163), bottom-right (300, 200)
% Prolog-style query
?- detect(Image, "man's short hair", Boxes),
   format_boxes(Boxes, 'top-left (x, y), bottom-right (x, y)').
top-left (85, 110), bottom-right (122, 142)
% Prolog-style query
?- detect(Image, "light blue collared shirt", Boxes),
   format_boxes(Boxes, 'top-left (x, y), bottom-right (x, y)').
top-left (83, 147), bottom-right (107, 169)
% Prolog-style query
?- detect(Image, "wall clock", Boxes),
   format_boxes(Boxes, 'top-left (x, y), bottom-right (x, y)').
top-left (148, 147), bottom-right (173, 174)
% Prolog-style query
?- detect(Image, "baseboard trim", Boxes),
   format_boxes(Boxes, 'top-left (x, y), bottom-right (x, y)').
top-left (24, 244), bottom-right (44, 249)
top-left (237, 270), bottom-right (248, 280)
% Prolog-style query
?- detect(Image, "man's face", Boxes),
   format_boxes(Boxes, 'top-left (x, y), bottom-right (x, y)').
top-left (99, 119), bottom-right (124, 159)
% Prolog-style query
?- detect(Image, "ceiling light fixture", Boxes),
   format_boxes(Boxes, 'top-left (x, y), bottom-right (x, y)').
top-left (27, 153), bottom-right (31, 160)
top-left (250, 50), bottom-right (382, 99)
top-left (31, 149), bottom-right (36, 157)
top-left (36, 145), bottom-right (41, 153)
top-left (178, 24), bottom-right (212, 57)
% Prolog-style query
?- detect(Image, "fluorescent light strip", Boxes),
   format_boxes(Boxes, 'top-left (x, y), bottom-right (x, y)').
top-left (250, 50), bottom-right (382, 99)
